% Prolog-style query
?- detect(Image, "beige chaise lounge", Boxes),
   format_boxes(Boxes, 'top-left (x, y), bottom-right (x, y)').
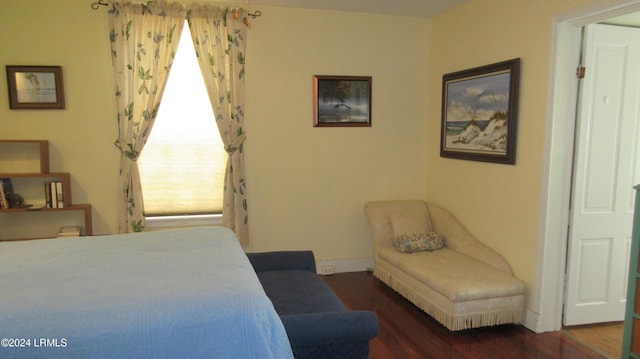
top-left (364, 200), bottom-right (525, 331)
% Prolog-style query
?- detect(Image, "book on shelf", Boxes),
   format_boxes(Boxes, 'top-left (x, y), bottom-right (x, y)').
top-left (0, 184), bottom-right (5, 209)
top-left (44, 182), bottom-right (52, 208)
top-left (0, 178), bottom-right (13, 209)
top-left (1, 178), bottom-right (14, 194)
top-left (56, 181), bottom-right (64, 208)
top-left (44, 181), bottom-right (64, 208)
top-left (58, 226), bottom-right (82, 237)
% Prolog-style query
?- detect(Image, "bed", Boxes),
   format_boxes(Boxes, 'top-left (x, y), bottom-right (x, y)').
top-left (0, 227), bottom-right (294, 359)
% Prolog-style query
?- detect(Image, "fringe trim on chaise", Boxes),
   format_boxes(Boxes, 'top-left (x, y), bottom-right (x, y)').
top-left (374, 268), bottom-right (523, 331)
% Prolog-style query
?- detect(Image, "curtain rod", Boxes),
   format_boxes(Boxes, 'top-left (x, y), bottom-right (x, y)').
top-left (90, 0), bottom-right (262, 18)
top-left (91, 0), bottom-right (108, 9)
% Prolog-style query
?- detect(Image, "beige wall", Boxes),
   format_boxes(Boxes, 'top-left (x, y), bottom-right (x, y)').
top-left (426, 0), bottom-right (592, 311)
top-left (0, 1), bottom-right (429, 261)
top-left (244, 7), bottom-right (429, 259)
top-left (0, 0), bottom-right (119, 236)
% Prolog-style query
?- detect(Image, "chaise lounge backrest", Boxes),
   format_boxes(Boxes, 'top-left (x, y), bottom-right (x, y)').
top-left (364, 200), bottom-right (513, 274)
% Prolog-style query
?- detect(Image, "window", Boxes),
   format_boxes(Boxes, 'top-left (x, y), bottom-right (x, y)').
top-left (138, 22), bottom-right (226, 217)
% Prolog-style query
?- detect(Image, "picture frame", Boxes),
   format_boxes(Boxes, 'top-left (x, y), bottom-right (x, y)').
top-left (313, 75), bottom-right (371, 127)
top-left (6, 66), bottom-right (65, 109)
top-left (440, 58), bottom-right (520, 164)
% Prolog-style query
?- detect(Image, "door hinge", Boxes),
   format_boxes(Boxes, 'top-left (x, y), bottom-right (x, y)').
top-left (576, 65), bottom-right (585, 79)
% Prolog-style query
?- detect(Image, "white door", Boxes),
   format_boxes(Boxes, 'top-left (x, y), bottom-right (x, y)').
top-left (564, 23), bottom-right (640, 326)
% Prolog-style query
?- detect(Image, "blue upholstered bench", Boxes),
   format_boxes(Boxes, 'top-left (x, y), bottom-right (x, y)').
top-left (246, 251), bottom-right (379, 359)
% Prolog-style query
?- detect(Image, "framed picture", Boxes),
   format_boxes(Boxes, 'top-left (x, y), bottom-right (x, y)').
top-left (440, 58), bottom-right (520, 164)
top-left (6, 66), bottom-right (65, 109)
top-left (313, 75), bottom-right (371, 127)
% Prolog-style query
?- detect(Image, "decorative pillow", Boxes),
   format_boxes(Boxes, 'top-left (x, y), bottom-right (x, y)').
top-left (393, 232), bottom-right (445, 253)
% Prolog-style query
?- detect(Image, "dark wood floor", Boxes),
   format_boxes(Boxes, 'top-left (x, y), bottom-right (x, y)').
top-left (322, 271), bottom-right (606, 359)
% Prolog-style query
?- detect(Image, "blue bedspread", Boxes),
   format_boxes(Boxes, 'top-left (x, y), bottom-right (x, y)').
top-left (0, 227), bottom-right (293, 359)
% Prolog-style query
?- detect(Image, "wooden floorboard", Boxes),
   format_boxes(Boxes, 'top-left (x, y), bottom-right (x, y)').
top-left (322, 271), bottom-right (607, 359)
top-left (564, 322), bottom-right (623, 359)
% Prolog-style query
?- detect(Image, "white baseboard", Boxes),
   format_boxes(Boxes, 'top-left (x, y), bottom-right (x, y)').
top-left (523, 308), bottom-right (540, 333)
top-left (316, 256), bottom-right (374, 275)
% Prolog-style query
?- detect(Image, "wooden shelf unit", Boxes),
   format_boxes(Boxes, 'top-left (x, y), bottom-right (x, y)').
top-left (4, 172), bottom-right (72, 207)
top-left (0, 139), bottom-right (49, 173)
top-left (0, 140), bottom-right (92, 241)
top-left (0, 205), bottom-right (93, 241)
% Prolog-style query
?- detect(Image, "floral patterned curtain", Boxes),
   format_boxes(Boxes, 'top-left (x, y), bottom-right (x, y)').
top-left (108, 1), bottom-right (185, 233)
top-left (186, 5), bottom-right (250, 246)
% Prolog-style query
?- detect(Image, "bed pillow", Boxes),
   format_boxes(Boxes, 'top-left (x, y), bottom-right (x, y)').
top-left (393, 232), bottom-right (445, 253)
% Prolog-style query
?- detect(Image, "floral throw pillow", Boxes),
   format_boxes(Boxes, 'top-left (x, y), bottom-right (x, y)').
top-left (393, 232), bottom-right (445, 253)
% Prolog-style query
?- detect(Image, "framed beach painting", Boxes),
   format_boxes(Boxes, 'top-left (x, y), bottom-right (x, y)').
top-left (313, 75), bottom-right (371, 127)
top-left (440, 59), bottom-right (520, 164)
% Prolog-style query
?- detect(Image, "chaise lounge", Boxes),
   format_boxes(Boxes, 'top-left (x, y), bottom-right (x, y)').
top-left (365, 200), bottom-right (526, 331)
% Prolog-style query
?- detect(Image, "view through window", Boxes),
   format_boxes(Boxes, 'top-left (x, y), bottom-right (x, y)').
top-left (138, 22), bottom-right (226, 216)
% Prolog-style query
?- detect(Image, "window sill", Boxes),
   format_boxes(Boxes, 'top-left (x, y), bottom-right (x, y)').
top-left (145, 214), bottom-right (223, 230)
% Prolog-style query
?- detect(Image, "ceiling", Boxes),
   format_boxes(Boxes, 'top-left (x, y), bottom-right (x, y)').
top-left (248, 0), bottom-right (640, 25)
top-left (249, 0), bottom-right (469, 17)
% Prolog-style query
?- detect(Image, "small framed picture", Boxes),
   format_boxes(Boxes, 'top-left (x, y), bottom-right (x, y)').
top-left (6, 66), bottom-right (65, 109)
top-left (313, 75), bottom-right (371, 127)
top-left (440, 59), bottom-right (520, 164)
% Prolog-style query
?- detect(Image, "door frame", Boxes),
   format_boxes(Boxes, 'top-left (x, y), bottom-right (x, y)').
top-left (537, 0), bottom-right (640, 333)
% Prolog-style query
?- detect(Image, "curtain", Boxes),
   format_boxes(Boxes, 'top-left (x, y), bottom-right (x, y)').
top-left (109, 1), bottom-right (185, 233)
top-left (186, 5), bottom-right (250, 246)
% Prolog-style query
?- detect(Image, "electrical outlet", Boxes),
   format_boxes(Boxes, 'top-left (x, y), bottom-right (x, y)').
top-left (320, 265), bottom-right (335, 275)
